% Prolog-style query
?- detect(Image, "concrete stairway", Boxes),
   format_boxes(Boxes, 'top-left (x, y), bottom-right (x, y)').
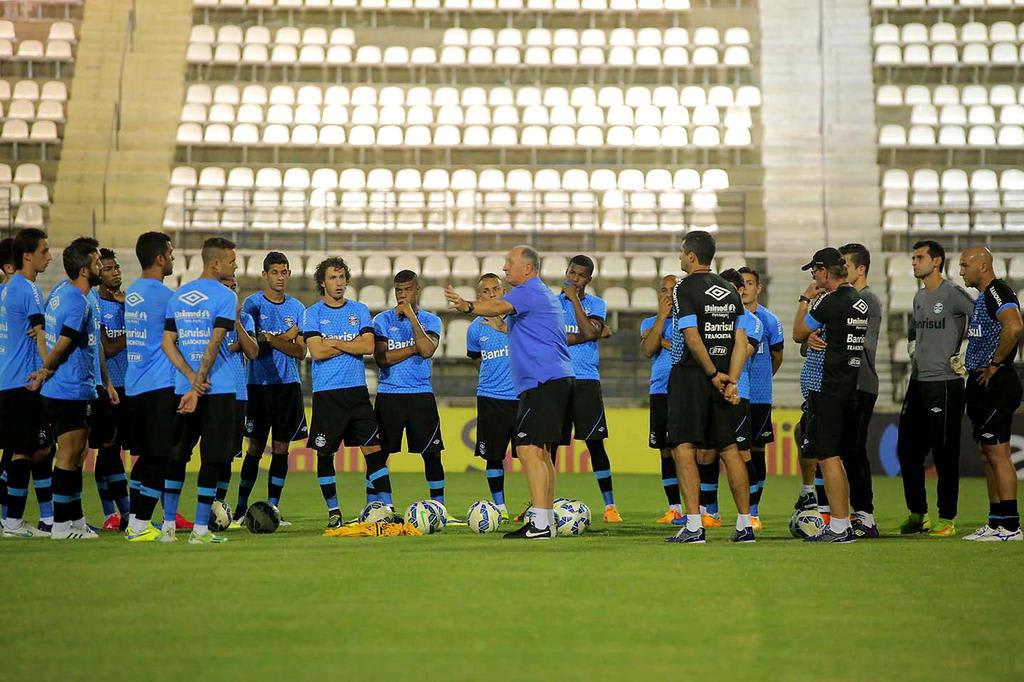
top-left (48, 0), bottom-right (191, 250)
top-left (759, 0), bottom-right (889, 409)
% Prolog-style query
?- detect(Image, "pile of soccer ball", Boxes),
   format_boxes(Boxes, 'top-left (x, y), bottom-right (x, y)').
top-left (461, 497), bottom-right (591, 536)
top-left (403, 500), bottom-right (449, 534)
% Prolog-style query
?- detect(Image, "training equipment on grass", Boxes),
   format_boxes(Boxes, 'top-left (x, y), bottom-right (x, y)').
top-left (789, 510), bottom-right (825, 539)
top-left (466, 500), bottom-right (501, 534)
top-left (554, 499), bottom-right (591, 537)
top-left (243, 501), bottom-right (282, 534)
top-left (424, 500), bottom-right (449, 528)
top-left (208, 500), bottom-right (231, 532)
top-left (404, 501), bottom-right (444, 534)
top-left (359, 500), bottom-right (397, 523)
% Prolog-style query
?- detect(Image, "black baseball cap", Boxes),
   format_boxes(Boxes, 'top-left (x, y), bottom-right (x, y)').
top-left (801, 247), bottom-right (843, 271)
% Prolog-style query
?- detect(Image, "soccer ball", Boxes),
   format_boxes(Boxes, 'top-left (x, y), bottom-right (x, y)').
top-left (789, 510), bottom-right (825, 539)
top-left (466, 500), bottom-right (501, 534)
top-left (423, 500), bottom-right (449, 528)
top-left (554, 499), bottom-right (591, 537)
top-left (243, 501), bottom-right (281, 534)
top-left (359, 500), bottom-right (397, 523)
top-left (208, 499), bottom-right (231, 532)
top-left (405, 501), bottom-right (444, 534)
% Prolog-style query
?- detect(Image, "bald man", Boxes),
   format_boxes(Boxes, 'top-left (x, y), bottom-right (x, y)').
top-left (959, 246), bottom-right (1023, 542)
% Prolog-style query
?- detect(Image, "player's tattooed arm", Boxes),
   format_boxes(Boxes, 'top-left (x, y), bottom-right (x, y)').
top-left (161, 330), bottom-right (200, 389)
top-left (192, 327), bottom-right (227, 391)
top-left (978, 305), bottom-right (1023, 386)
top-left (235, 321), bottom-right (259, 360)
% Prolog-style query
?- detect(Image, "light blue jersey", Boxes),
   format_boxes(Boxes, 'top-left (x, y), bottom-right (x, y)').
top-left (227, 311), bottom-right (255, 401)
top-left (124, 277), bottom-right (176, 396)
top-left (559, 292), bottom-right (606, 381)
top-left (0, 273), bottom-right (45, 391)
top-left (640, 315), bottom-right (673, 395)
top-left (749, 304), bottom-right (783, 405)
top-left (466, 317), bottom-right (516, 400)
top-left (302, 298), bottom-right (374, 393)
top-left (41, 284), bottom-right (96, 401)
top-left (372, 307), bottom-right (442, 394)
top-left (242, 292), bottom-right (305, 386)
top-left (737, 309), bottom-right (762, 401)
top-left (98, 294), bottom-right (127, 388)
top-left (165, 278), bottom-right (237, 396)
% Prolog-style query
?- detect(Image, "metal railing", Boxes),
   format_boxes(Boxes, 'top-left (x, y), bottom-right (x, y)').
top-left (97, 3), bottom-right (136, 230)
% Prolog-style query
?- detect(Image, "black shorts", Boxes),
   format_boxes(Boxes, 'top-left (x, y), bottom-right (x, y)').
top-left (374, 392), bottom-right (443, 454)
top-left (898, 378), bottom-right (966, 458)
top-left (513, 377), bottom-right (574, 449)
top-left (127, 387), bottom-right (178, 461)
top-left (667, 365), bottom-right (735, 450)
top-left (174, 392), bottom-right (238, 464)
top-left (309, 387), bottom-right (381, 455)
top-left (245, 383), bottom-right (308, 444)
top-left (0, 387), bottom-right (51, 454)
top-left (734, 398), bottom-right (752, 451)
top-left (750, 403), bottom-right (774, 448)
top-left (234, 400), bottom-right (247, 457)
top-left (561, 378), bottom-right (609, 444)
top-left (802, 389), bottom-right (858, 459)
top-left (648, 393), bottom-right (668, 450)
top-left (475, 396), bottom-right (518, 461)
top-left (44, 397), bottom-right (92, 438)
top-left (965, 366), bottom-right (1023, 445)
top-left (88, 386), bottom-right (130, 449)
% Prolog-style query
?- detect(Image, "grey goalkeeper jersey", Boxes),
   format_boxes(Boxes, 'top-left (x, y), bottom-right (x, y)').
top-left (910, 279), bottom-right (975, 381)
top-left (856, 286), bottom-right (882, 395)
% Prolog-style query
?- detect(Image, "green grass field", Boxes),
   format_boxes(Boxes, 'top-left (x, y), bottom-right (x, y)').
top-left (4, 472), bottom-right (1022, 681)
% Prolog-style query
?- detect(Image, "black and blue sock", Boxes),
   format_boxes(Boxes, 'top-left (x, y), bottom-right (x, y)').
top-left (423, 453), bottom-right (445, 505)
top-left (814, 465), bottom-right (830, 512)
top-left (365, 451), bottom-right (392, 506)
top-left (51, 466), bottom-right (74, 524)
top-left (486, 460), bottom-right (506, 509)
top-left (235, 454), bottom-right (261, 514)
top-left (587, 440), bottom-right (615, 507)
top-left (216, 462), bottom-right (231, 503)
top-left (317, 454), bottom-right (339, 513)
top-left (4, 458), bottom-right (31, 522)
top-left (750, 449), bottom-right (766, 517)
top-left (194, 462), bottom-right (219, 530)
top-left (698, 460), bottom-right (720, 515)
top-left (32, 455), bottom-right (53, 524)
top-left (267, 451), bottom-right (289, 508)
top-left (660, 456), bottom-right (681, 508)
top-left (162, 459), bottom-right (187, 528)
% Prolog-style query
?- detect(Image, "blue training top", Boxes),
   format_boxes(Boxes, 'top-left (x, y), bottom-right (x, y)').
top-left (559, 292), bottom-right (606, 381)
top-left (165, 277), bottom-right (237, 396)
top-left (373, 307), bottom-right (442, 394)
top-left (124, 277), bottom-right (177, 396)
top-left (467, 316), bottom-right (517, 401)
top-left (749, 304), bottom-right (784, 405)
top-left (303, 298), bottom-right (374, 393)
top-left (242, 292), bottom-right (306, 386)
top-left (639, 315), bottom-right (672, 395)
top-left (98, 294), bottom-right (127, 388)
top-left (0, 273), bottom-right (45, 391)
top-left (502, 276), bottom-right (573, 395)
top-left (41, 283), bottom-right (96, 401)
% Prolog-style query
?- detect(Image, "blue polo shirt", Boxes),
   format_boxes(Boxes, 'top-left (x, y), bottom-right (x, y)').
top-left (98, 294), bottom-right (127, 388)
top-left (227, 311), bottom-right (255, 401)
top-left (640, 315), bottom-right (672, 395)
top-left (749, 304), bottom-right (784, 405)
top-left (165, 277), bottom-right (237, 396)
top-left (124, 277), bottom-right (176, 396)
top-left (0, 273), bottom-right (45, 391)
top-left (242, 292), bottom-right (306, 386)
top-left (502, 276), bottom-right (572, 395)
top-left (559, 292), bottom-right (606, 381)
top-left (737, 309), bottom-right (762, 401)
top-left (372, 307), bottom-right (442, 394)
top-left (303, 298), bottom-right (374, 393)
top-left (466, 316), bottom-right (516, 400)
top-left (41, 284), bottom-right (97, 401)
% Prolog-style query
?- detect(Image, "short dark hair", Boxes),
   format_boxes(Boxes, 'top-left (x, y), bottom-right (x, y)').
top-left (394, 269), bottom-right (418, 285)
top-left (720, 268), bottom-right (743, 290)
top-left (262, 251), bottom-right (289, 272)
top-left (63, 237), bottom-right (99, 280)
top-left (838, 243), bottom-right (871, 275)
top-left (99, 248), bottom-right (116, 261)
top-left (738, 266), bottom-right (760, 284)
top-left (314, 257), bottom-right (351, 295)
top-left (12, 228), bottom-right (47, 271)
top-left (478, 272), bottom-right (501, 283)
top-left (682, 230), bottom-right (716, 266)
top-left (136, 231), bottom-right (172, 269)
top-left (201, 237), bottom-right (236, 265)
top-left (0, 237), bottom-right (15, 270)
top-left (568, 254), bottom-right (595, 277)
top-left (912, 239), bottom-right (945, 269)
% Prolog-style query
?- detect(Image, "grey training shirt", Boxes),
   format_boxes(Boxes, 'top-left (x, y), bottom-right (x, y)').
top-left (910, 279), bottom-right (975, 382)
top-left (856, 286), bottom-right (882, 395)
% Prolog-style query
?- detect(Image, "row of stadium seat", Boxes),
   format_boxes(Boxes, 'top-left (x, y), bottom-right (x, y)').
top-left (0, 182), bottom-right (49, 206)
top-left (872, 0), bottom-right (1024, 8)
top-left (873, 21), bottom-right (1024, 43)
top-left (179, 103), bottom-right (755, 127)
top-left (878, 123), bottom-right (1024, 145)
top-left (167, 165), bottom-right (731, 191)
top-left (175, 121), bottom-right (754, 147)
top-left (0, 38), bottom-right (74, 62)
top-left (874, 41), bottom-right (1024, 63)
top-left (905, 103), bottom-right (1024, 124)
top-left (881, 208), bottom-right (1024, 231)
top-left (186, 41), bottom-right (753, 67)
top-left (8, 203), bottom-right (45, 229)
top-left (0, 20), bottom-right (76, 42)
top-left (0, 162), bottom-right (42, 184)
top-left (194, 0), bottom-right (694, 11)
top-left (184, 83), bottom-right (762, 108)
top-left (0, 120), bottom-right (61, 143)
top-left (0, 100), bottom-right (65, 124)
top-left (887, 250), bottom-right (1022, 279)
top-left (0, 80), bottom-right (69, 102)
top-left (881, 167), bottom-right (1024, 209)
top-left (877, 83), bottom-right (1024, 105)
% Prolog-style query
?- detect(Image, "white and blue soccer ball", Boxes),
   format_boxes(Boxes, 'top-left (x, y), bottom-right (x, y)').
top-left (359, 500), bottom-right (397, 523)
top-left (466, 500), bottom-right (501, 534)
top-left (423, 500), bottom-right (448, 529)
top-left (208, 499), bottom-right (232, 532)
top-left (405, 501), bottom-right (444, 534)
top-left (554, 499), bottom-right (591, 537)
top-left (789, 509), bottom-right (825, 539)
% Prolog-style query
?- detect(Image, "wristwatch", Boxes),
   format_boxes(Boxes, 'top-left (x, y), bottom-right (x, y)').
top-left (798, 295), bottom-right (812, 304)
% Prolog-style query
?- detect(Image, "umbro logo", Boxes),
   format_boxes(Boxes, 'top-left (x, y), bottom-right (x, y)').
top-left (179, 290), bottom-right (209, 307)
top-left (50, 296), bottom-right (60, 309)
top-left (705, 285), bottom-right (731, 301)
top-left (480, 336), bottom-right (489, 343)
top-left (982, 432), bottom-right (994, 439)
top-left (321, 319), bottom-right (331, 325)
top-left (125, 292), bottom-right (144, 306)
top-left (930, 407), bottom-right (943, 413)
top-left (852, 299), bottom-right (869, 314)
top-left (517, 432), bottom-right (527, 438)
top-left (598, 426), bottom-right (606, 433)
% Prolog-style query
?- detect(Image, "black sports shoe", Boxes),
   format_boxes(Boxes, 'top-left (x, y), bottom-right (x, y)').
top-left (794, 492), bottom-right (817, 512)
top-left (503, 522), bottom-right (554, 540)
top-left (232, 506), bottom-right (247, 524)
top-left (325, 512), bottom-right (343, 530)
